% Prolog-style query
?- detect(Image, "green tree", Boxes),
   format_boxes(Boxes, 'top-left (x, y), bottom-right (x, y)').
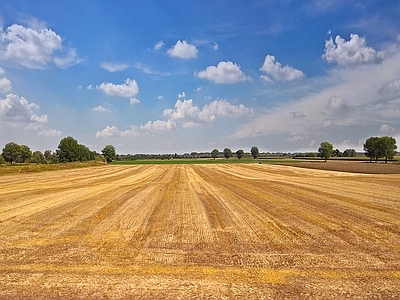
top-left (19, 145), bottom-right (32, 163)
top-left (57, 136), bottom-right (92, 162)
top-left (250, 146), bottom-right (259, 159)
top-left (343, 149), bottom-right (357, 157)
top-left (223, 148), bottom-right (232, 159)
top-left (1, 142), bottom-right (21, 164)
top-left (102, 145), bottom-right (116, 163)
top-left (31, 151), bottom-right (47, 164)
top-left (236, 149), bottom-right (245, 160)
top-left (333, 149), bottom-right (342, 157)
top-left (377, 136), bottom-right (397, 163)
top-left (364, 137), bottom-right (380, 162)
top-left (318, 141), bottom-right (333, 162)
top-left (211, 148), bottom-right (219, 159)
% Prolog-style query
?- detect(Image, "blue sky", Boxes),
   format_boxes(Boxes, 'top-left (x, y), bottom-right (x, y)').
top-left (1, 0), bottom-right (400, 154)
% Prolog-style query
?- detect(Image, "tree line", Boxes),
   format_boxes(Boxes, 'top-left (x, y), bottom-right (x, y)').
top-left (318, 136), bottom-right (397, 162)
top-left (0, 137), bottom-right (116, 165)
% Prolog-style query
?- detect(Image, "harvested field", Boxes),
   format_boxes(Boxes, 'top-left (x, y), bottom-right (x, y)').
top-left (0, 164), bottom-right (399, 299)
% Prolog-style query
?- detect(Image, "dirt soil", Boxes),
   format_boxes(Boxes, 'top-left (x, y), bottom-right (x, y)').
top-left (279, 160), bottom-right (400, 174)
top-left (0, 164), bottom-right (399, 299)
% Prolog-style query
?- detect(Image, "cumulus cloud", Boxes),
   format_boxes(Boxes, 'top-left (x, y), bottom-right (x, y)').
top-left (96, 125), bottom-right (139, 138)
top-left (92, 105), bottom-right (111, 113)
top-left (0, 93), bottom-right (47, 126)
top-left (0, 24), bottom-right (80, 69)
top-left (178, 92), bottom-right (186, 99)
top-left (129, 98), bottom-right (140, 105)
top-left (38, 129), bottom-right (62, 136)
top-left (167, 40), bottom-right (198, 59)
top-left (378, 79), bottom-right (400, 95)
top-left (380, 124), bottom-right (396, 133)
top-left (327, 96), bottom-right (349, 110)
top-left (163, 98), bottom-right (253, 127)
top-left (100, 62), bottom-right (129, 72)
top-left (260, 55), bottom-right (304, 81)
top-left (96, 78), bottom-right (139, 98)
top-left (0, 77), bottom-right (12, 93)
top-left (196, 61), bottom-right (249, 84)
top-left (323, 34), bottom-right (385, 66)
top-left (140, 119), bottom-right (177, 131)
top-left (285, 135), bottom-right (305, 142)
top-left (154, 40), bottom-right (164, 50)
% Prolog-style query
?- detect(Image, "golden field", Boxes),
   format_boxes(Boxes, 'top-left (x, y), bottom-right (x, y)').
top-left (0, 164), bottom-right (399, 299)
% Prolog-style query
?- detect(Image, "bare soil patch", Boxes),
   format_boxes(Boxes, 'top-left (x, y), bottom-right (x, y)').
top-left (278, 160), bottom-right (400, 174)
top-left (0, 164), bottom-right (399, 299)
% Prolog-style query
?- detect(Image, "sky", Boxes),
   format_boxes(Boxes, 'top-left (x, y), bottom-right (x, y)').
top-left (1, 0), bottom-right (400, 154)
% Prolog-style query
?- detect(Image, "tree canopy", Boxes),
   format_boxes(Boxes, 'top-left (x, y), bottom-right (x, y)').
top-left (211, 149), bottom-right (219, 159)
top-left (250, 146), bottom-right (259, 159)
top-left (102, 145), bottom-right (116, 163)
top-left (57, 136), bottom-right (93, 162)
top-left (318, 141), bottom-right (333, 162)
top-left (223, 148), bottom-right (232, 159)
top-left (1, 142), bottom-right (21, 164)
top-left (236, 149), bottom-right (245, 160)
top-left (364, 136), bottom-right (397, 163)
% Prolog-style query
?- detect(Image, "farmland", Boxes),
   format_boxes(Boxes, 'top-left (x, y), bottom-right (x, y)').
top-left (0, 164), bottom-right (399, 299)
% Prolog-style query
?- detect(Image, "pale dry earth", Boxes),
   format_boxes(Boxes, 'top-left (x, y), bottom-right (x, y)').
top-left (0, 164), bottom-right (399, 299)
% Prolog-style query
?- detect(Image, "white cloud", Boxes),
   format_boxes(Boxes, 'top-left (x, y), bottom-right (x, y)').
top-left (38, 129), bottom-right (62, 136)
top-left (178, 92), bottom-right (186, 99)
top-left (196, 61), bottom-right (249, 84)
top-left (213, 43), bottom-right (218, 50)
top-left (53, 48), bottom-right (81, 69)
top-left (163, 98), bottom-right (253, 127)
top-left (285, 135), bottom-right (305, 142)
top-left (378, 79), bottom-right (400, 95)
top-left (130, 98), bottom-right (140, 105)
top-left (0, 93), bottom-right (47, 127)
top-left (260, 55), bottom-right (304, 81)
top-left (0, 67), bottom-right (4, 75)
top-left (100, 62), bottom-right (129, 72)
top-left (96, 125), bottom-right (139, 138)
top-left (87, 84), bottom-right (93, 90)
top-left (154, 40), bottom-right (164, 50)
top-left (380, 124), bottom-right (396, 133)
top-left (96, 78), bottom-right (139, 98)
top-left (92, 105), bottom-right (111, 113)
top-left (0, 24), bottom-right (80, 69)
top-left (327, 96), bottom-right (348, 110)
top-left (140, 119), bottom-right (177, 131)
top-left (322, 34), bottom-right (385, 66)
top-left (0, 77), bottom-right (12, 93)
top-left (167, 40), bottom-right (198, 59)
top-left (157, 95), bottom-right (164, 100)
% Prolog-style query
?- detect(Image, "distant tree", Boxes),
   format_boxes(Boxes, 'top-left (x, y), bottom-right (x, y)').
top-left (31, 151), bottom-right (47, 164)
top-left (343, 149), bottom-right (357, 157)
top-left (250, 146), bottom-right (259, 159)
top-left (19, 145), bottom-right (32, 163)
top-left (236, 149), bottom-right (245, 160)
top-left (0, 155), bottom-right (5, 164)
top-left (318, 141), bottom-right (333, 162)
top-left (57, 136), bottom-right (92, 162)
top-left (102, 145), bottom-right (116, 163)
top-left (223, 148), bottom-right (232, 159)
top-left (57, 136), bottom-right (80, 162)
top-left (364, 137), bottom-right (380, 162)
top-left (1, 142), bottom-right (21, 164)
top-left (332, 149), bottom-right (342, 157)
top-left (377, 136), bottom-right (397, 163)
top-left (44, 150), bottom-right (52, 161)
top-left (211, 148), bottom-right (219, 159)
